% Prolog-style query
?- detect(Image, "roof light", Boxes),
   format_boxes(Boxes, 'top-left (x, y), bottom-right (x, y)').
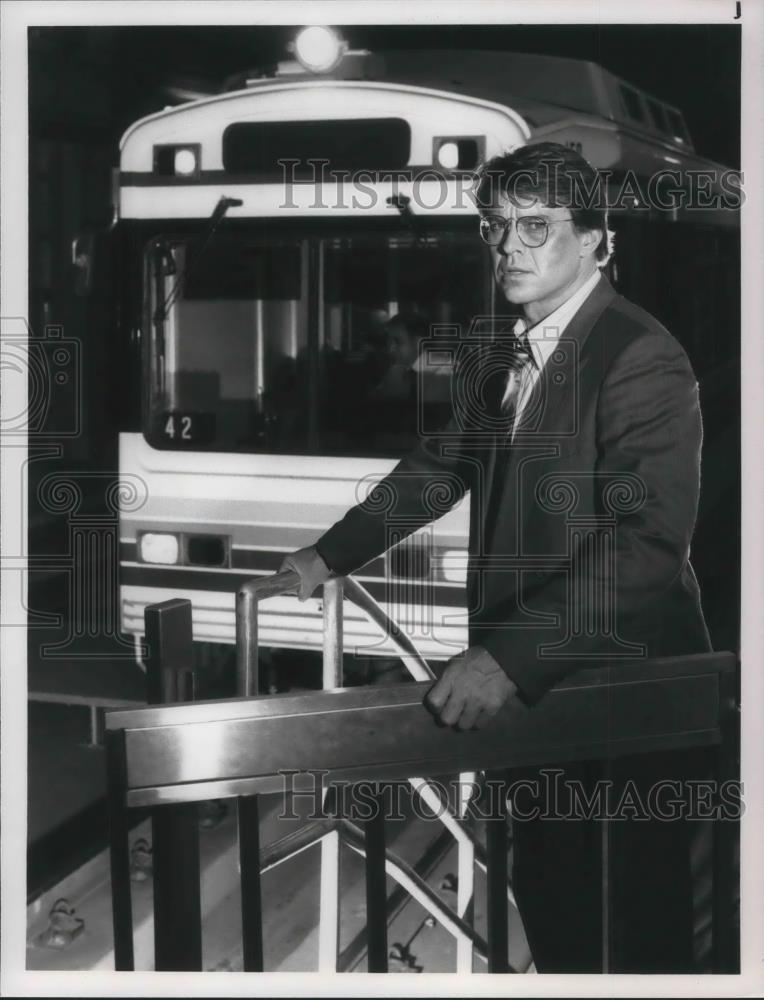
top-left (293, 26), bottom-right (345, 73)
top-left (174, 147), bottom-right (198, 175)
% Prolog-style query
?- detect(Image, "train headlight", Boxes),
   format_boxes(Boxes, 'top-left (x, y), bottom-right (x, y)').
top-left (153, 143), bottom-right (200, 178)
top-left (439, 549), bottom-right (468, 584)
top-left (139, 532), bottom-right (180, 565)
top-left (436, 142), bottom-right (460, 170)
top-left (433, 137), bottom-right (483, 172)
top-left (293, 26), bottom-right (345, 73)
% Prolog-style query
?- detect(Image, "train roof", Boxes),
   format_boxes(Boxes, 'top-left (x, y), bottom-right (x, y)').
top-left (381, 50), bottom-right (695, 154)
top-left (118, 48), bottom-right (738, 225)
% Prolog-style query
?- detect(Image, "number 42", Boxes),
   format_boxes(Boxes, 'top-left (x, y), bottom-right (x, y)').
top-left (164, 414), bottom-right (192, 440)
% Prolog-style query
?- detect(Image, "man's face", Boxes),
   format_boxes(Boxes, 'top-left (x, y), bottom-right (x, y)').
top-left (486, 194), bottom-right (597, 321)
top-left (389, 325), bottom-right (419, 367)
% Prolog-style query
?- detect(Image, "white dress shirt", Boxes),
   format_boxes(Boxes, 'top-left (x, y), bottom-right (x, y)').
top-left (501, 268), bottom-right (602, 438)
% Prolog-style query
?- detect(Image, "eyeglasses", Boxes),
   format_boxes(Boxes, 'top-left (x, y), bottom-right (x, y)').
top-left (479, 214), bottom-right (574, 248)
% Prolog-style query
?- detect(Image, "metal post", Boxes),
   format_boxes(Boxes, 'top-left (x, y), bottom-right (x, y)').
top-left (236, 586), bottom-right (259, 697)
top-left (236, 570), bottom-right (300, 697)
top-left (456, 771), bottom-right (476, 973)
top-left (239, 794), bottom-right (265, 971)
top-left (485, 770), bottom-right (509, 973)
top-left (322, 577), bottom-right (343, 689)
top-left (712, 666), bottom-right (739, 972)
top-left (106, 729), bottom-right (135, 971)
top-left (318, 578), bottom-right (343, 971)
top-left (601, 757), bottom-right (612, 973)
top-left (145, 599), bottom-right (193, 704)
top-left (364, 787), bottom-right (389, 972)
top-left (152, 804), bottom-right (203, 970)
top-left (88, 705), bottom-right (103, 747)
top-left (145, 599), bottom-right (202, 971)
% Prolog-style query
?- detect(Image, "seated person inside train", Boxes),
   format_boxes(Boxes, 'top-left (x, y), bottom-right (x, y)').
top-left (366, 311), bottom-right (453, 448)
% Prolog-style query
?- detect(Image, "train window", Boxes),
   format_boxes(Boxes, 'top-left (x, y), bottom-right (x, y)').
top-left (145, 237), bottom-right (310, 453)
top-left (318, 233), bottom-right (486, 457)
top-left (619, 84), bottom-right (645, 122)
top-left (143, 230), bottom-right (488, 456)
top-left (222, 119), bottom-right (411, 175)
top-left (666, 108), bottom-right (688, 143)
top-left (645, 98), bottom-right (668, 132)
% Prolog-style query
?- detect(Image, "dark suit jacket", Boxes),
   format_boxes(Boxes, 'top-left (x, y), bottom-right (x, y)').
top-left (316, 274), bottom-right (711, 705)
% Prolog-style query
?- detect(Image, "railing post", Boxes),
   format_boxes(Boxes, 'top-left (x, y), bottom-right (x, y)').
top-left (712, 665), bottom-right (740, 972)
top-left (364, 786), bottom-right (389, 972)
top-left (318, 578), bottom-right (343, 972)
top-left (322, 577), bottom-right (343, 690)
top-left (236, 570), bottom-right (301, 697)
top-left (236, 585), bottom-right (259, 697)
top-left (234, 571), bottom-right (300, 972)
top-left (239, 794), bottom-right (265, 971)
top-left (456, 772), bottom-right (476, 972)
top-left (145, 599), bottom-right (202, 971)
top-left (485, 770), bottom-right (510, 973)
top-left (106, 728), bottom-right (135, 971)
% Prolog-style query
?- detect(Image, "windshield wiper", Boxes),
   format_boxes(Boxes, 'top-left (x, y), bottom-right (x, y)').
top-left (386, 193), bottom-right (424, 246)
top-left (153, 195), bottom-right (243, 326)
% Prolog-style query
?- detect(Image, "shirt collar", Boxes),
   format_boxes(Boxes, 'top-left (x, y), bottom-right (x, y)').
top-left (513, 269), bottom-right (602, 370)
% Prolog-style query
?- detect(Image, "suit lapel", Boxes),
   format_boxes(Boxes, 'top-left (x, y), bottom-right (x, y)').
top-left (485, 275), bottom-right (618, 555)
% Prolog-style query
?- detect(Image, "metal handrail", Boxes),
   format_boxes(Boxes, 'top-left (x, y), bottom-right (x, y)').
top-left (342, 576), bottom-right (435, 681)
top-left (106, 647), bottom-right (738, 972)
top-left (255, 816), bottom-right (497, 965)
top-left (235, 569), bottom-right (504, 972)
top-left (235, 569), bottom-right (435, 693)
top-left (236, 569), bottom-right (300, 696)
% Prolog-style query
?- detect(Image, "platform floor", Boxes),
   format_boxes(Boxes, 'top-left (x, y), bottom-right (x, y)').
top-left (26, 781), bottom-right (532, 973)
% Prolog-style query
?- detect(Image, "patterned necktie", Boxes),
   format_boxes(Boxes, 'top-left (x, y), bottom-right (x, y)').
top-left (483, 327), bottom-right (536, 547)
top-left (499, 326), bottom-right (536, 436)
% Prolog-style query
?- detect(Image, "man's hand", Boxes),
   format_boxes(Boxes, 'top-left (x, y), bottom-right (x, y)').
top-left (279, 545), bottom-right (332, 602)
top-left (424, 646), bottom-right (517, 730)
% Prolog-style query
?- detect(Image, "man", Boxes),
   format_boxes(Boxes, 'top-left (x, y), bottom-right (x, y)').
top-left (370, 311), bottom-right (452, 392)
top-left (281, 142), bottom-right (712, 971)
top-left (369, 310), bottom-right (430, 402)
top-left (364, 310), bottom-right (452, 449)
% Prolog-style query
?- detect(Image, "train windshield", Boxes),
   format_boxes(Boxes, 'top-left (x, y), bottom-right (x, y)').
top-left (145, 230), bottom-right (487, 456)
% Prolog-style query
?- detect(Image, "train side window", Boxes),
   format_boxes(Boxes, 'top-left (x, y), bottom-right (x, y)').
top-left (666, 108), bottom-right (688, 143)
top-left (619, 84), bottom-right (645, 122)
top-left (646, 98), bottom-right (668, 132)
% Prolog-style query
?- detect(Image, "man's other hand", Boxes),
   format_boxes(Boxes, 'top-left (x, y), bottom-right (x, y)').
top-left (424, 646), bottom-right (517, 730)
top-left (279, 545), bottom-right (332, 602)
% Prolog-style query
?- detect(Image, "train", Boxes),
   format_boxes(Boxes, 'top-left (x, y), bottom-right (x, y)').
top-left (101, 26), bottom-right (740, 683)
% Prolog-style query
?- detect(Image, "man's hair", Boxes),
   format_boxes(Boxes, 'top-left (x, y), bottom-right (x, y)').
top-left (473, 141), bottom-right (613, 264)
top-left (386, 310), bottom-right (430, 346)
